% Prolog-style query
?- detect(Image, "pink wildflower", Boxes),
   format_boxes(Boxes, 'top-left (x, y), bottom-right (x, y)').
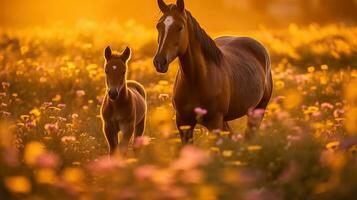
top-left (273, 96), bottom-right (285, 104)
top-left (26, 121), bottom-right (36, 128)
top-left (321, 102), bottom-right (334, 110)
top-left (171, 146), bottom-right (210, 170)
top-left (58, 117), bottom-right (67, 122)
top-left (44, 123), bottom-right (58, 133)
top-left (43, 102), bottom-right (53, 107)
top-left (57, 103), bottom-right (66, 109)
top-left (71, 113), bottom-right (79, 119)
top-left (88, 156), bottom-right (126, 173)
top-left (2, 82), bottom-right (10, 88)
top-left (133, 136), bottom-right (151, 149)
top-left (2, 147), bottom-right (19, 167)
top-left (35, 152), bottom-right (59, 168)
top-left (181, 168), bottom-right (204, 184)
top-left (194, 107), bottom-right (208, 116)
top-left (134, 165), bottom-right (157, 180)
top-left (76, 90), bottom-right (85, 97)
top-left (1, 111), bottom-right (11, 117)
top-left (61, 136), bottom-right (76, 143)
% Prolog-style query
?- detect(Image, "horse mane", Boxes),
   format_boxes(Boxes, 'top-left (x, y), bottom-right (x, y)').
top-left (186, 11), bottom-right (223, 64)
top-left (168, 5), bottom-right (223, 64)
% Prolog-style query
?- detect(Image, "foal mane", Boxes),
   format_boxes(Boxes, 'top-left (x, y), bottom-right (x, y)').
top-left (185, 11), bottom-right (223, 64)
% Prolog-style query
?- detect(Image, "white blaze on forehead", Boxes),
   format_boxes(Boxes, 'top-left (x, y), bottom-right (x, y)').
top-left (112, 65), bottom-right (117, 70)
top-left (158, 16), bottom-right (174, 53)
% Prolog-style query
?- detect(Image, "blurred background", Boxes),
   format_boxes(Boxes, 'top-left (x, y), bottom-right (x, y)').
top-left (1, 0), bottom-right (357, 31)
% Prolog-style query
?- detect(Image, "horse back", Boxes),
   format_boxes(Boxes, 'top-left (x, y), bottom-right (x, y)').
top-left (216, 36), bottom-right (270, 74)
top-left (127, 81), bottom-right (146, 99)
top-left (123, 81), bottom-right (147, 124)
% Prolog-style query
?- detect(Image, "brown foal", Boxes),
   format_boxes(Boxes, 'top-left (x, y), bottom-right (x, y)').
top-left (101, 46), bottom-right (147, 156)
top-left (153, 0), bottom-right (273, 144)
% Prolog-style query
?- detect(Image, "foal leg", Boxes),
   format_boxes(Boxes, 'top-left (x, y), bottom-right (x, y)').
top-left (133, 117), bottom-right (146, 154)
top-left (176, 115), bottom-right (196, 145)
top-left (103, 122), bottom-right (119, 156)
top-left (119, 122), bottom-right (135, 156)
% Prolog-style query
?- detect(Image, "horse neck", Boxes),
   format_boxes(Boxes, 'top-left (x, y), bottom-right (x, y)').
top-left (179, 20), bottom-right (207, 82)
top-left (178, 37), bottom-right (208, 84)
top-left (116, 82), bottom-right (129, 104)
top-left (112, 81), bottom-right (129, 106)
top-left (178, 15), bottom-right (218, 84)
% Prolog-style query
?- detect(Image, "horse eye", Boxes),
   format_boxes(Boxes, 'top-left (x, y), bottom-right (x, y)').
top-left (178, 26), bottom-right (183, 31)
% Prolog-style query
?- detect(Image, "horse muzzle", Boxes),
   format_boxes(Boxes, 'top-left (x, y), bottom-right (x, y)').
top-left (153, 56), bottom-right (169, 73)
top-left (108, 89), bottom-right (119, 101)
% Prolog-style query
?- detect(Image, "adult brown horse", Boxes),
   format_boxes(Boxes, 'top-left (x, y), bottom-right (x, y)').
top-left (153, 0), bottom-right (273, 144)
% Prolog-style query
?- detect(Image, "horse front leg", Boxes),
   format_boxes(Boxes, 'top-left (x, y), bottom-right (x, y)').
top-left (205, 114), bottom-right (225, 132)
top-left (103, 122), bottom-right (119, 156)
top-left (176, 115), bottom-right (196, 145)
top-left (119, 122), bottom-right (135, 156)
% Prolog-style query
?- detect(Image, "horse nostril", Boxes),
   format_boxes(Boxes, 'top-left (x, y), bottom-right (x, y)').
top-left (108, 90), bottom-right (118, 100)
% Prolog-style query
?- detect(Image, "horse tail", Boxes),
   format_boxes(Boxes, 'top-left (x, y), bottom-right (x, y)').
top-left (262, 46), bottom-right (273, 93)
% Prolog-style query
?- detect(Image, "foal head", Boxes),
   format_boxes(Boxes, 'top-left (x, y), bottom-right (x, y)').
top-left (104, 46), bottom-right (131, 101)
top-left (153, 0), bottom-right (189, 73)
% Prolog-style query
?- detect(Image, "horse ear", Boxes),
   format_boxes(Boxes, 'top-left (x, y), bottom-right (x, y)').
top-left (121, 46), bottom-right (131, 62)
top-left (104, 46), bottom-right (112, 61)
top-left (176, 0), bottom-right (185, 12)
top-left (158, 0), bottom-right (169, 13)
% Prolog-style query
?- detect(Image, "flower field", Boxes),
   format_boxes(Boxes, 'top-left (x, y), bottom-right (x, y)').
top-left (0, 21), bottom-right (357, 200)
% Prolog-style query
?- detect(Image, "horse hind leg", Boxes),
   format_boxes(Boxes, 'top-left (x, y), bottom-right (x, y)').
top-left (133, 117), bottom-right (146, 155)
top-left (245, 92), bottom-right (271, 140)
top-left (223, 122), bottom-right (234, 137)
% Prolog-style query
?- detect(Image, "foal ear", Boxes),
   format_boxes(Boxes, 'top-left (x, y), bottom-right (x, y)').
top-left (176, 0), bottom-right (185, 12)
top-left (104, 46), bottom-right (112, 61)
top-left (158, 0), bottom-right (169, 13)
top-left (121, 47), bottom-right (131, 63)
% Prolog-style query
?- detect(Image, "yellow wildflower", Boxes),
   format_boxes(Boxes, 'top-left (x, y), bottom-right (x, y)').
top-left (24, 141), bottom-right (45, 166)
top-left (63, 167), bottom-right (84, 184)
top-left (222, 150), bottom-right (233, 157)
top-left (36, 169), bottom-right (57, 185)
top-left (30, 108), bottom-right (41, 118)
top-left (179, 125), bottom-right (191, 131)
top-left (52, 94), bottom-right (61, 102)
top-left (308, 66), bottom-right (315, 73)
top-left (326, 141), bottom-right (340, 150)
top-left (275, 80), bottom-right (285, 90)
top-left (247, 145), bottom-right (262, 152)
top-left (5, 176), bottom-right (31, 193)
top-left (321, 64), bottom-right (328, 70)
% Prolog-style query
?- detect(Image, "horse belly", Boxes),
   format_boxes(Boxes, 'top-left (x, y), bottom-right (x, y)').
top-left (173, 95), bottom-right (199, 121)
